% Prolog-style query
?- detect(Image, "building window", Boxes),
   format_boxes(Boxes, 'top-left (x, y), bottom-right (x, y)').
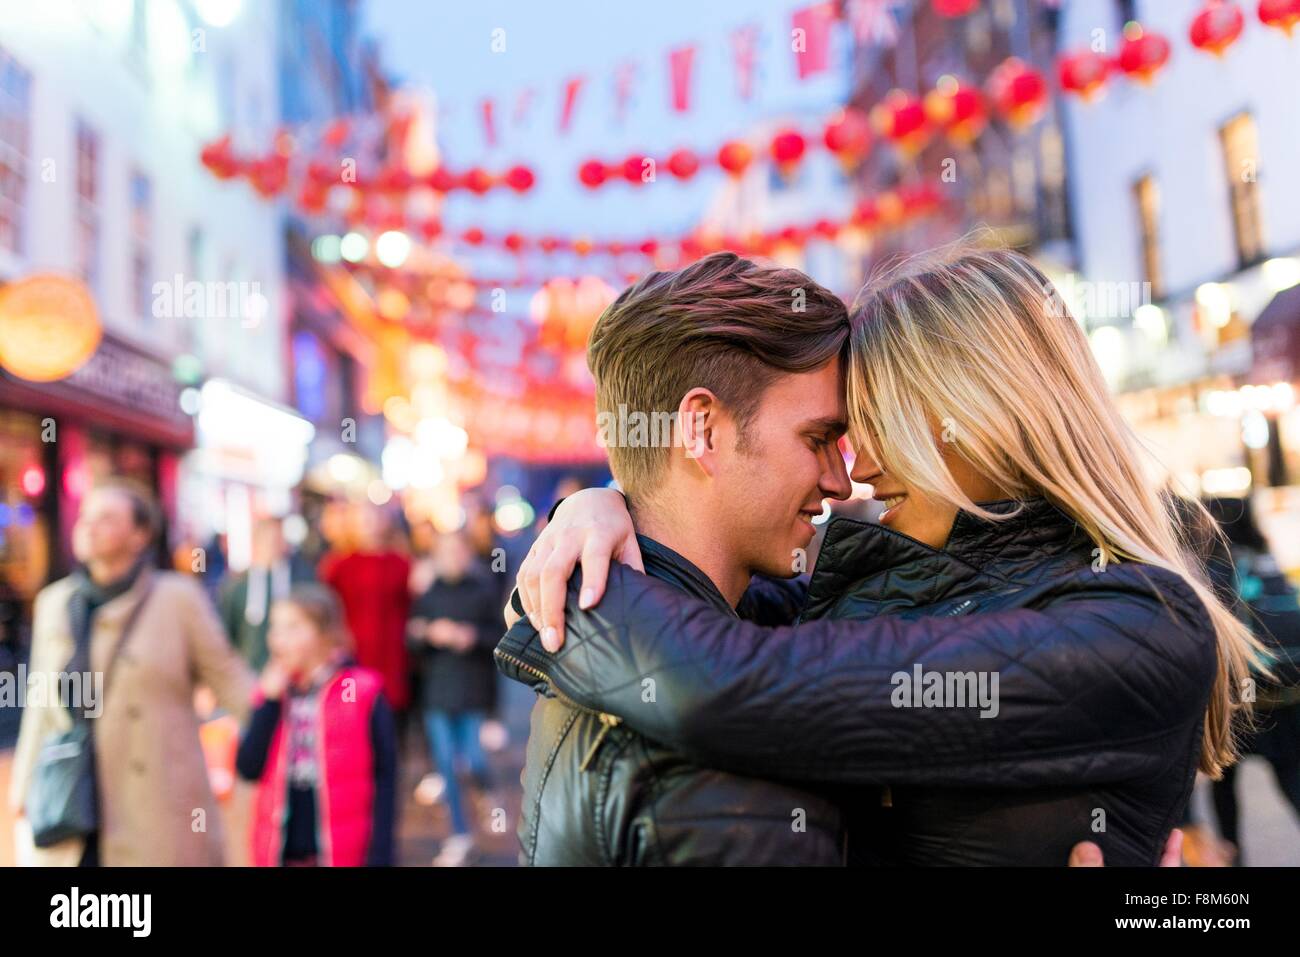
top-left (1220, 112), bottom-right (1265, 269)
top-left (75, 120), bottom-right (101, 293)
top-left (130, 169), bottom-right (152, 322)
top-left (1133, 174), bottom-right (1163, 300)
top-left (0, 45), bottom-right (32, 257)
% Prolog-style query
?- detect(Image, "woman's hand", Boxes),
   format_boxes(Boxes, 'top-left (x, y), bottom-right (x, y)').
top-left (517, 487), bottom-right (643, 651)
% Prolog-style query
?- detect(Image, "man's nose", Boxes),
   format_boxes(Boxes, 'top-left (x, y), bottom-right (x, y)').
top-left (821, 448), bottom-right (853, 502)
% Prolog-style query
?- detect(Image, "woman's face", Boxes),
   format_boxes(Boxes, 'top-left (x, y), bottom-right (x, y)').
top-left (849, 418), bottom-right (1008, 550)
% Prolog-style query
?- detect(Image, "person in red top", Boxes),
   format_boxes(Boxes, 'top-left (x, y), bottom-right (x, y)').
top-left (318, 504), bottom-right (412, 713)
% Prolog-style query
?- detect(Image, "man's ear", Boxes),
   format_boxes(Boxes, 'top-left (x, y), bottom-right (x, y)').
top-left (677, 388), bottom-right (719, 476)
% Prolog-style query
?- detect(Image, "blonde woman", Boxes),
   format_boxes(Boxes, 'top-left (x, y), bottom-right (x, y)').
top-left (500, 246), bottom-right (1259, 865)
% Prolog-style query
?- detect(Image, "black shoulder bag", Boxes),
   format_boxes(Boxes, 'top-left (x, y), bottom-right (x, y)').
top-left (25, 581), bottom-right (155, 848)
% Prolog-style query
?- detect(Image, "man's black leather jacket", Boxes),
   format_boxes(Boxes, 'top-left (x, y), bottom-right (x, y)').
top-left (497, 536), bottom-right (844, 865)
top-left (496, 499), bottom-right (1218, 865)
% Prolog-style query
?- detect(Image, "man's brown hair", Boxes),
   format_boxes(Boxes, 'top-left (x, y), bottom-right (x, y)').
top-left (587, 251), bottom-right (849, 502)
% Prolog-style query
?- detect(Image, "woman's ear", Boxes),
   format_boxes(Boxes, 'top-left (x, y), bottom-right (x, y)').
top-left (678, 387), bottom-right (719, 475)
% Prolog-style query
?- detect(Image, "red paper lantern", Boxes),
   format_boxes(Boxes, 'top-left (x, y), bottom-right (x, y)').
top-left (463, 167), bottom-right (494, 195)
top-left (932, 0), bottom-right (978, 16)
top-left (769, 129), bottom-right (807, 178)
top-left (924, 78), bottom-right (988, 145)
top-left (321, 118), bottom-right (351, 148)
top-left (987, 58), bottom-right (1048, 128)
top-left (622, 154), bottom-right (650, 185)
top-left (822, 111), bottom-right (872, 168)
top-left (1117, 26), bottom-right (1172, 83)
top-left (427, 167), bottom-right (457, 192)
top-left (538, 236), bottom-right (562, 253)
top-left (1258, 0), bottom-right (1300, 34)
top-left (296, 183), bottom-right (328, 214)
top-left (199, 136), bottom-right (239, 180)
top-left (812, 218), bottom-right (840, 240)
top-left (376, 165), bottom-right (415, 194)
top-left (1190, 2), bottom-right (1246, 55)
top-left (417, 218), bottom-right (443, 242)
top-left (504, 165), bottom-right (535, 192)
top-left (870, 90), bottom-right (932, 156)
top-left (503, 232), bottom-right (527, 253)
top-left (638, 239), bottom-right (659, 257)
top-left (1057, 50), bottom-right (1111, 100)
top-left (578, 159), bottom-right (608, 188)
top-left (461, 227), bottom-right (485, 246)
top-left (667, 148), bottom-right (700, 180)
top-left (247, 154), bottom-right (289, 197)
top-left (716, 140), bottom-right (755, 178)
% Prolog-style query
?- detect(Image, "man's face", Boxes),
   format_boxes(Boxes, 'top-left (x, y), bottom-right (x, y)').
top-left (73, 489), bottom-right (149, 566)
top-left (712, 359), bottom-right (851, 579)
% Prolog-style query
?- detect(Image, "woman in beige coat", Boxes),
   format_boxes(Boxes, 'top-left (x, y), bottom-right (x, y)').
top-left (8, 481), bottom-right (254, 866)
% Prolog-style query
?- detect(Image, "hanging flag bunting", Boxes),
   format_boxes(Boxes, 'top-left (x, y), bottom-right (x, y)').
top-left (791, 2), bottom-right (836, 79)
top-left (731, 24), bottom-right (761, 100)
top-left (669, 45), bottom-right (696, 112)
top-left (559, 76), bottom-right (585, 133)
top-left (480, 98), bottom-right (497, 148)
top-left (612, 60), bottom-right (638, 122)
top-left (845, 0), bottom-right (900, 47)
top-left (512, 87), bottom-right (535, 126)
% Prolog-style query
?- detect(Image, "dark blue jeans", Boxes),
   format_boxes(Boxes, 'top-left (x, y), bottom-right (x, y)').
top-left (423, 711), bottom-right (490, 836)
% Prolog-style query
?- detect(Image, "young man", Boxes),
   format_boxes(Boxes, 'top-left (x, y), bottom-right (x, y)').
top-left (497, 252), bottom-right (853, 865)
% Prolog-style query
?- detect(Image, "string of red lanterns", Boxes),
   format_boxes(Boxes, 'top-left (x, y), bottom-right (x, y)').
top-left (199, 133), bottom-right (537, 205)
top-left (339, 181), bottom-right (944, 264)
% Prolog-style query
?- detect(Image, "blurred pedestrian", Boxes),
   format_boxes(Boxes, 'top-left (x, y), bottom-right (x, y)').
top-left (8, 478), bottom-right (254, 866)
top-left (408, 529), bottom-right (502, 867)
top-left (237, 585), bottom-right (396, 866)
top-left (318, 504), bottom-right (412, 715)
top-left (1204, 495), bottom-right (1300, 865)
top-left (217, 516), bottom-right (303, 671)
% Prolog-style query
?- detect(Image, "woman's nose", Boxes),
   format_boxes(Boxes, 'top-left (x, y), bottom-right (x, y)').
top-left (850, 444), bottom-right (882, 484)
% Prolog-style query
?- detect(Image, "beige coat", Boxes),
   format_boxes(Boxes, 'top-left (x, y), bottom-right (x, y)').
top-left (8, 569), bottom-right (254, 866)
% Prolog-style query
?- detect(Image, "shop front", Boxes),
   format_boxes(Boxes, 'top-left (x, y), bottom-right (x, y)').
top-left (0, 330), bottom-right (193, 594)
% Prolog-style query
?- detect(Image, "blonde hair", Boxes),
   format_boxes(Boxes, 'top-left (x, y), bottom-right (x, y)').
top-left (846, 242), bottom-right (1261, 777)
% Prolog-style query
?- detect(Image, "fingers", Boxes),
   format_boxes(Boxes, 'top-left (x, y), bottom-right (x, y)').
top-left (1068, 841), bottom-right (1104, 867)
top-left (518, 537), bottom-right (554, 628)
top-left (503, 599), bottom-right (521, 629)
top-left (539, 531), bottom-right (584, 651)
top-left (1159, 828), bottom-right (1183, 867)
top-left (615, 534), bottom-right (645, 575)
top-left (576, 538), bottom-right (612, 613)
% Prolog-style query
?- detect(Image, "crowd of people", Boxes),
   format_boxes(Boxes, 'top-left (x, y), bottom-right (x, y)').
top-left (6, 479), bottom-right (519, 868)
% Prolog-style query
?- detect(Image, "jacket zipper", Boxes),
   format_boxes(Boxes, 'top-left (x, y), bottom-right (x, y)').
top-left (494, 648), bottom-right (623, 772)
top-left (945, 599), bottom-right (977, 616)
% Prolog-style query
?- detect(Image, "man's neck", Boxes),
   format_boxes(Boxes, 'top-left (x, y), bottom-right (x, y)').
top-left (631, 500), bottom-right (750, 608)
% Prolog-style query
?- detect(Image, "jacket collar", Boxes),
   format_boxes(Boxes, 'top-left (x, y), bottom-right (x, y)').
top-left (805, 498), bottom-right (1089, 616)
top-left (636, 535), bottom-right (738, 617)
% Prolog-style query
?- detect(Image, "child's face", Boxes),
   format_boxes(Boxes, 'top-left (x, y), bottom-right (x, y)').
top-left (267, 602), bottom-right (328, 678)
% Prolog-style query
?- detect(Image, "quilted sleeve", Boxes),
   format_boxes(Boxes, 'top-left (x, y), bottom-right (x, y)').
top-left (518, 563), bottom-right (1217, 789)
